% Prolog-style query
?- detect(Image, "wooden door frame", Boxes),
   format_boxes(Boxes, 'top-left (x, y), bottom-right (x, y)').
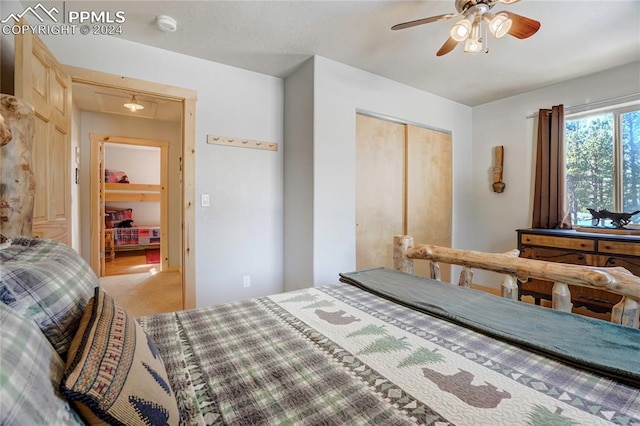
top-left (66, 66), bottom-right (197, 309)
top-left (90, 134), bottom-right (169, 276)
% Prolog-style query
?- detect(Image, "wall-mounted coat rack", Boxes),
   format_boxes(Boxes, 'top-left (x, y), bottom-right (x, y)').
top-left (207, 134), bottom-right (278, 152)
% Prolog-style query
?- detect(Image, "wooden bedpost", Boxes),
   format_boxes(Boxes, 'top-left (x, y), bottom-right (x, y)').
top-left (393, 235), bottom-right (414, 274)
top-left (612, 297), bottom-right (639, 328)
top-left (0, 95), bottom-right (36, 239)
top-left (430, 262), bottom-right (441, 281)
top-left (500, 249), bottom-right (520, 300)
top-left (458, 267), bottom-right (473, 287)
top-left (552, 282), bottom-right (573, 313)
top-left (501, 275), bottom-right (518, 300)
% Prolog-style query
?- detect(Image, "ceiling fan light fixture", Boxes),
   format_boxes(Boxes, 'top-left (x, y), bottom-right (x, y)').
top-left (463, 22), bottom-right (484, 53)
top-left (123, 95), bottom-right (144, 112)
top-left (450, 17), bottom-right (473, 42)
top-left (391, 0), bottom-right (541, 56)
top-left (464, 37), bottom-right (484, 53)
top-left (486, 13), bottom-right (512, 38)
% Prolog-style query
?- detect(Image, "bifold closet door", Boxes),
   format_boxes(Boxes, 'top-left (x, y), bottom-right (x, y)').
top-left (406, 124), bottom-right (452, 281)
top-left (356, 114), bottom-right (452, 279)
top-left (356, 114), bottom-right (405, 270)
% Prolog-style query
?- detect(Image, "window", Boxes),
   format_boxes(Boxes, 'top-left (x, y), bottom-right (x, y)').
top-left (565, 105), bottom-right (640, 226)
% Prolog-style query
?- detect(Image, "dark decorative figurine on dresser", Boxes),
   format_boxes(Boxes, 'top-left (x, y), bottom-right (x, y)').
top-left (587, 208), bottom-right (640, 229)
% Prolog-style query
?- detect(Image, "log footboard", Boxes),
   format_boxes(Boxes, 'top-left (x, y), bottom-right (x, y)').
top-left (393, 235), bottom-right (640, 328)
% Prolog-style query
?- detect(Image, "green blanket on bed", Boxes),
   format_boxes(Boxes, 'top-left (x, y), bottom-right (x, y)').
top-left (339, 268), bottom-right (640, 385)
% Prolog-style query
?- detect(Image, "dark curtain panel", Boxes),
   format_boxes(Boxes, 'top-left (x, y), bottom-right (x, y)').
top-left (532, 104), bottom-right (572, 229)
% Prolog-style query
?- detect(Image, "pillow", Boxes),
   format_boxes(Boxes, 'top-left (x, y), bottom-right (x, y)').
top-left (61, 288), bottom-right (180, 425)
top-left (104, 169), bottom-right (128, 183)
top-left (0, 237), bottom-right (99, 358)
top-left (0, 303), bottom-right (85, 425)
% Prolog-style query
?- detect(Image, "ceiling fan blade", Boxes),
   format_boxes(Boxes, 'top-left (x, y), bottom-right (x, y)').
top-left (502, 11), bottom-right (541, 39)
top-left (489, 0), bottom-right (521, 5)
top-left (391, 13), bottom-right (458, 31)
top-left (436, 37), bottom-right (459, 56)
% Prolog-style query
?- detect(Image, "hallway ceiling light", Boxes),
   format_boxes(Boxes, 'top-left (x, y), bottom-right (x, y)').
top-left (123, 95), bottom-right (144, 112)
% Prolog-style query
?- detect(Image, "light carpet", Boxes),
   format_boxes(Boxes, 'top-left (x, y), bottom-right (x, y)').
top-left (99, 271), bottom-right (182, 317)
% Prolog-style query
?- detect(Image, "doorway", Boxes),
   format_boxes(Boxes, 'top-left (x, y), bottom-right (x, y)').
top-left (66, 66), bottom-right (198, 310)
top-left (90, 135), bottom-right (169, 278)
top-left (14, 22), bottom-right (197, 310)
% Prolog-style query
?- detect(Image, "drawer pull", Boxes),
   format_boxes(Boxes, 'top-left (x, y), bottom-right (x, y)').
top-left (605, 245), bottom-right (611, 250)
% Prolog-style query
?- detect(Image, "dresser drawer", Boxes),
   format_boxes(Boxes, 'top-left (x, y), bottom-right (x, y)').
top-left (520, 246), bottom-right (591, 265)
top-left (520, 234), bottom-right (595, 251)
top-left (598, 240), bottom-right (640, 256)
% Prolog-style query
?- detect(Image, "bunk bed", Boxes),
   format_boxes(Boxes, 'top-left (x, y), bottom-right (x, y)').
top-left (103, 170), bottom-right (162, 260)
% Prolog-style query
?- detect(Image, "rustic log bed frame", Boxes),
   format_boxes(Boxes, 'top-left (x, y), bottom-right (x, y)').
top-left (392, 235), bottom-right (640, 328)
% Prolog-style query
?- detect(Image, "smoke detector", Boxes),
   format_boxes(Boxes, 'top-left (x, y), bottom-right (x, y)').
top-left (156, 15), bottom-right (177, 32)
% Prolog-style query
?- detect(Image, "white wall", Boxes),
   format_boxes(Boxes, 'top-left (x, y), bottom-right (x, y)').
top-left (105, 144), bottom-right (161, 185)
top-left (284, 56), bottom-right (473, 287)
top-left (283, 58), bottom-right (315, 291)
top-left (41, 33), bottom-right (284, 307)
top-left (471, 61), bottom-right (640, 288)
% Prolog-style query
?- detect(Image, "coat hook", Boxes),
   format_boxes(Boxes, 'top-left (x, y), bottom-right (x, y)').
top-left (242, 140), bottom-right (248, 144)
top-left (213, 136), bottom-right (219, 141)
top-left (256, 142), bottom-right (262, 146)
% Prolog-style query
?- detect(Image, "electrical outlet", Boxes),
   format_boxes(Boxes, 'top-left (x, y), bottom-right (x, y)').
top-left (201, 194), bottom-right (210, 207)
top-left (243, 275), bottom-right (251, 288)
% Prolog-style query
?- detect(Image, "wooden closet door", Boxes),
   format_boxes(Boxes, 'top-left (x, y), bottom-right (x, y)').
top-left (406, 125), bottom-right (452, 280)
top-left (15, 22), bottom-right (72, 243)
top-left (356, 114), bottom-right (404, 270)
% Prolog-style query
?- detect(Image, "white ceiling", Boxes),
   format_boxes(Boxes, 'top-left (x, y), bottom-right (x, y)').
top-left (32, 1), bottom-right (640, 108)
top-left (72, 83), bottom-right (182, 122)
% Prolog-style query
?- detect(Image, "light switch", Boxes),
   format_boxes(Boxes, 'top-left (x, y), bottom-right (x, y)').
top-left (201, 194), bottom-right (210, 207)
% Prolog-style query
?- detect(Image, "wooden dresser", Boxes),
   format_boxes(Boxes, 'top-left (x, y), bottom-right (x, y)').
top-left (516, 228), bottom-right (640, 314)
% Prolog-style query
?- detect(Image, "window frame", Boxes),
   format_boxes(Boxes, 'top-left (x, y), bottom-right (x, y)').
top-left (565, 102), bottom-right (640, 224)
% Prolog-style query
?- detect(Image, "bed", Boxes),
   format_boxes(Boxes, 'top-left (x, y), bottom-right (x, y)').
top-left (1, 236), bottom-right (638, 425)
top-left (103, 168), bottom-right (162, 256)
top-left (104, 206), bottom-right (160, 258)
top-left (110, 226), bottom-right (161, 249)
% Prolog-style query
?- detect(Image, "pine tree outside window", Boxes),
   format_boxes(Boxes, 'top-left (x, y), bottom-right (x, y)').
top-left (565, 106), bottom-right (640, 227)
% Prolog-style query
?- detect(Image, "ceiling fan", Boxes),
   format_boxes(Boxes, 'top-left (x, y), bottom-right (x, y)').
top-left (391, 0), bottom-right (540, 56)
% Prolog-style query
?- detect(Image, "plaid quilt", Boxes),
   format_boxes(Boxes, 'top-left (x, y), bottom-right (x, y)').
top-left (0, 237), bottom-right (99, 357)
top-left (140, 284), bottom-right (640, 426)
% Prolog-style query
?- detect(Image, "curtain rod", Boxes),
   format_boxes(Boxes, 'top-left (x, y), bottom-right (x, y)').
top-left (525, 93), bottom-right (640, 119)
